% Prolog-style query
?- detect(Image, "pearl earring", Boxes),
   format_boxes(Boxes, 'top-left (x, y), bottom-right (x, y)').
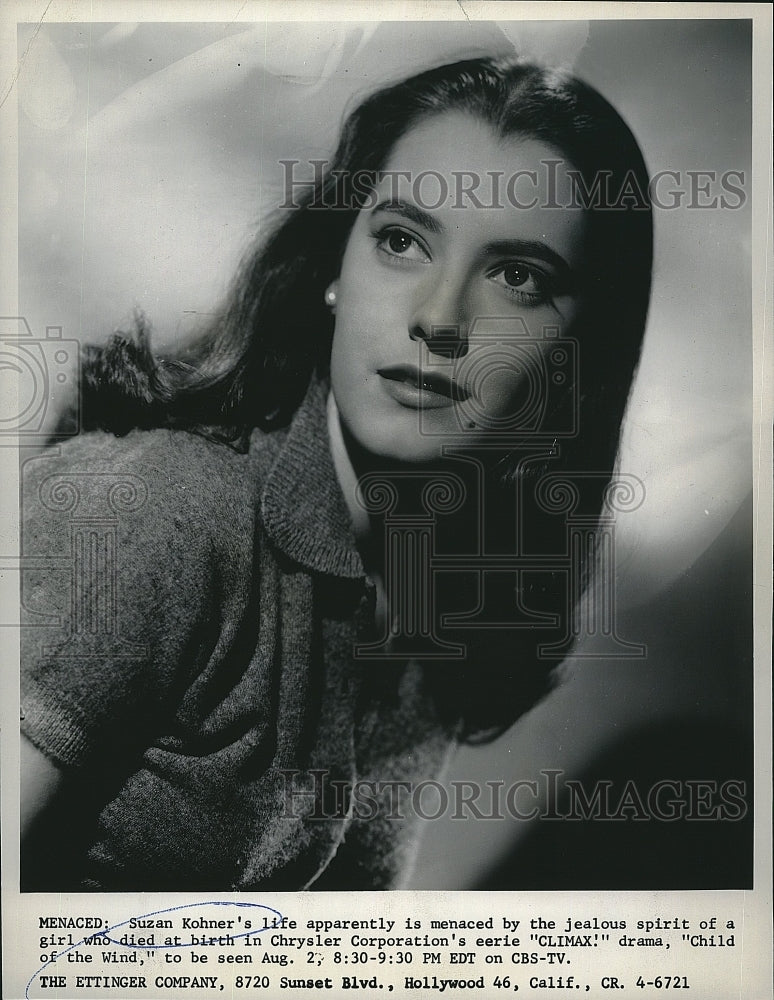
top-left (324, 284), bottom-right (338, 310)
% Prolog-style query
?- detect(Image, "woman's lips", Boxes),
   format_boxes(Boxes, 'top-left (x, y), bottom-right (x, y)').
top-left (377, 364), bottom-right (469, 408)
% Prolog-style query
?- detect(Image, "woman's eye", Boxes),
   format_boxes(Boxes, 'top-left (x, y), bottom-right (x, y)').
top-left (490, 262), bottom-right (549, 304)
top-left (375, 227), bottom-right (430, 262)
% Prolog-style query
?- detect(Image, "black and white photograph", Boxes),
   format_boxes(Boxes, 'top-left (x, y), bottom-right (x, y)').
top-left (2, 3), bottom-right (771, 998)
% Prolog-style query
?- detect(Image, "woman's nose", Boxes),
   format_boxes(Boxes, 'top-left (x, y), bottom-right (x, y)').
top-left (408, 273), bottom-right (469, 358)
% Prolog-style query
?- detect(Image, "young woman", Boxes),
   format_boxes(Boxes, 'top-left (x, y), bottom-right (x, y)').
top-left (20, 56), bottom-right (652, 890)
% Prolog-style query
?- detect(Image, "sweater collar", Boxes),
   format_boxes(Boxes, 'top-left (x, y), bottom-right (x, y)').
top-left (259, 377), bottom-right (366, 579)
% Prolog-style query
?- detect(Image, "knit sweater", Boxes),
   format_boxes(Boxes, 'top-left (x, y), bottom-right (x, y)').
top-left (20, 378), bottom-right (457, 891)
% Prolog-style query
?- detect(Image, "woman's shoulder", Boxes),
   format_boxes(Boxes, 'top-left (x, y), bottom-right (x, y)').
top-left (27, 423), bottom-right (283, 490)
top-left (21, 424), bottom-right (284, 553)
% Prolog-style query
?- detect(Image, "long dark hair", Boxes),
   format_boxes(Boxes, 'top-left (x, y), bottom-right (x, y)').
top-left (76, 57), bottom-right (653, 739)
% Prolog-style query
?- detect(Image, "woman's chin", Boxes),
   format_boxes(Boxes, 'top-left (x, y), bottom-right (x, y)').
top-left (349, 432), bottom-right (448, 469)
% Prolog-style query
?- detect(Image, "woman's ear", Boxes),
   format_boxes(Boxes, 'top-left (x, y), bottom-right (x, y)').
top-left (324, 280), bottom-right (339, 313)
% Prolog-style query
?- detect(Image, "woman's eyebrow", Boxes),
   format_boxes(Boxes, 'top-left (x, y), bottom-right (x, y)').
top-left (370, 198), bottom-right (444, 234)
top-left (482, 239), bottom-right (572, 276)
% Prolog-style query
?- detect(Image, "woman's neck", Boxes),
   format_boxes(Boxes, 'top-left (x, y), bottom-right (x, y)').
top-left (326, 389), bottom-right (372, 552)
top-left (326, 389), bottom-right (445, 578)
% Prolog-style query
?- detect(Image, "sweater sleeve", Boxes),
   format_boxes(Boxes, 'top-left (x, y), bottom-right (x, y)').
top-left (20, 427), bottom-right (245, 771)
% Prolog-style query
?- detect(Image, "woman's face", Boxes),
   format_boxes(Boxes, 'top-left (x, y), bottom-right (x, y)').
top-left (329, 111), bottom-right (589, 465)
